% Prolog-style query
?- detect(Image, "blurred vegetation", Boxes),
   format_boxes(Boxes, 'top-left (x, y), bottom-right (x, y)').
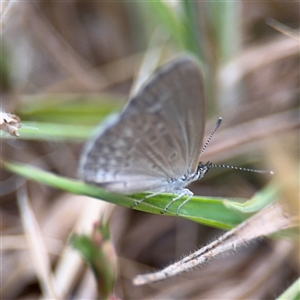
top-left (1, 1), bottom-right (299, 299)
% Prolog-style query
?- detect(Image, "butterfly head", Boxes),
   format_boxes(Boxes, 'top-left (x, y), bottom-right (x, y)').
top-left (195, 161), bottom-right (212, 181)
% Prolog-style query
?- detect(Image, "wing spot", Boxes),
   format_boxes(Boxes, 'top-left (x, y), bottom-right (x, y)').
top-left (169, 152), bottom-right (176, 160)
top-left (123, 128), bottom-right (133, 137)
top-left (98, 158), bottom-right (106, 164)
top-left (158, 126), bottom-right (167, 134)
top-left (125, 155), bottom-right (132, 160)
top-left (157, 122), bottom-right (164, 130)
top-left (101, 147), bottom-right (110, 154)
top-left (150, 135), bottom-right (158, 142)
top-left (109, 160), bottom-right (118, 166)
top-left (142, 123), bottom-right (150, 132)
top-left (114, 139), bottom-right (126, 148)
top-left (114, 150), bottom-right (123, 157)
top-left (151, 164), bottom-right (158, 170)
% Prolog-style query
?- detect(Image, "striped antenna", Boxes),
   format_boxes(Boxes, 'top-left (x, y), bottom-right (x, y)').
top-left (200, 118), bottom-right (274, 175)
top-left (199, 117), bottom-right (222, 157)
top-left (210, 163), bottom-right (274, 175)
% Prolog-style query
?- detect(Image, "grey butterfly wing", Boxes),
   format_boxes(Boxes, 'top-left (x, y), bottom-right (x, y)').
top-left (79, 55), bottom-right (205, 193)
top-left (122, 55), bottom-right (205, 173)
top-left (79, 113), bottom-right (186, 193)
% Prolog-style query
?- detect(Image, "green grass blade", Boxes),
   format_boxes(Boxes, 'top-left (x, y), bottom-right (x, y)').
top-left (3, 160), bottom-right (250, 229)
top-left (223, 182), bottom-right (278, 213)
top-left (144, 1), bottom-right (186, 49)
top-left (17, 94), bottom-right (123, 125)
top-left (182, 0), bottom-right (201, 55)
top-left (70, 231), bottom-right (116, 299)
top-left (276, 277), bottom-right (300, 300)
top-left (1, 121), bottom-right (93, 141)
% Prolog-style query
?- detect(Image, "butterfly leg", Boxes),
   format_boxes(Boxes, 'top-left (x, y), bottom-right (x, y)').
top-left (130, 191), bottom-right (162, 209)
top-left (176, 192), bottom-right (194, 215)
top-left (161, 189), bottom-right (193, 215)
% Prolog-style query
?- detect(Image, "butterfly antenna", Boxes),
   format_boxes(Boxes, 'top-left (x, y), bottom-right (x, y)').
top-left (199, 117), bottom-right (274, 175)
top-left (210, 163), bottom-right (274, 175)
top-left (199, 117), bottom-right (222, 157)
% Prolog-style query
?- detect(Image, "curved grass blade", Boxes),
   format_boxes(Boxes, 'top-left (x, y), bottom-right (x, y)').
top-left (2, 121), bottom-right (93, 141)
top-left (3, 160), bottom-right (250, 229)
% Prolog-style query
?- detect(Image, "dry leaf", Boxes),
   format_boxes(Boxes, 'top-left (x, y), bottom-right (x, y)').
top-left (0, 111), bottom-right (21, 137)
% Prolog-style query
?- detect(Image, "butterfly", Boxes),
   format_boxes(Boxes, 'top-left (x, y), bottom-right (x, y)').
top-left (78, 55), bottom-right (270, 214)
